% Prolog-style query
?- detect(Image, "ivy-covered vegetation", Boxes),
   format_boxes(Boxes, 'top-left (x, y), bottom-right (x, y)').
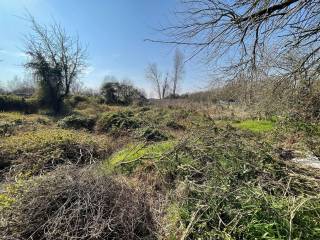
top-left (1, 1), bottom-right (320, 238)
top-left (1, 103), bottom-right (320, 239)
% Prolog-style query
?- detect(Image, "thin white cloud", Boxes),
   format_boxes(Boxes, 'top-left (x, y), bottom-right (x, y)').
top-left (83, 66), bottom-right (95, 75)
top-left (16, 52), bottom-right (27, 58)
top-left (0, 49), bottom-right (9, 54)
top-left (0, 49), bottom-right (27, 58)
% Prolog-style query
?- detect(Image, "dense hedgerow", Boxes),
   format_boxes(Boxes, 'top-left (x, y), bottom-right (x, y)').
top-left (0, 95), bottom-right (39, 113)
top-left (0, 167), bottom-right (156, 240)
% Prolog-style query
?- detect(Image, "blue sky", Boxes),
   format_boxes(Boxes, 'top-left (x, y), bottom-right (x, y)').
top-left (0, 0), bottom-right (210, 96)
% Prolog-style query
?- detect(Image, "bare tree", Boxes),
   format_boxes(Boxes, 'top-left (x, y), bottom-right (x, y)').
top-left (149, 0), bottom-right (320, 79)
top-left (0, 81), bottom-right (5, 94)
top-left (24, 14), bottom-right (87, 113)
top-left (145, 63), bottom-right (163, 99)
top-left (70, 80), bottom-right (84, 94)
top-left (162, 72), bottom-right (170, 99)
top-left (7, 74), bottom-right (36, 96)
top-left (171, 48), bottom-right (184, 97)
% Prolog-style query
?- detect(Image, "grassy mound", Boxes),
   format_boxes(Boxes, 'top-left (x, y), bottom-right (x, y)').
top-left (0, 112), bottom-right (50, 137)
top-left (0, 167), bottom-right (155, 240)
top-left (97, 111), bottom-right (140, 133)
top-left (0, 129), bottom-right (112, 176)
top-left (58, 114), bottom-right (96, 130)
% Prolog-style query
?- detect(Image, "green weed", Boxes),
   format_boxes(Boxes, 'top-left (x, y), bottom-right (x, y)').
top-left (103, 141), bottom-right (175, 174)
top-left (233, 119), bottom-right (275, 133)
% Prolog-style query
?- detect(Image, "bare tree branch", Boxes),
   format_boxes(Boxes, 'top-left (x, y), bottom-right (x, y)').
top-left (146, 63), bottom-right (163, 99)
top-left (150, 0), bottom-right (319, 78)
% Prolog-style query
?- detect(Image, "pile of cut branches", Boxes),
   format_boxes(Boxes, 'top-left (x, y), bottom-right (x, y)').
top-left (0, 167), bottom-right (156, 240)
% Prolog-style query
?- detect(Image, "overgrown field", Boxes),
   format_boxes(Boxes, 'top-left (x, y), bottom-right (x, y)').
top-left (1, 101), bottom-right (320, 239)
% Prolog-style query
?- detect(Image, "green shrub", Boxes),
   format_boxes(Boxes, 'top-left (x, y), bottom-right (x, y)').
top-left (68, 95), bottom-right (89, 107)
top-left (58, 114), bottom-right (96, 130)
top-left (97, 111), bottom-right (140, 133)
top-left (142, 128), bottom-right (168, 142)
top-left (100, 81), bottom-right (146, 105)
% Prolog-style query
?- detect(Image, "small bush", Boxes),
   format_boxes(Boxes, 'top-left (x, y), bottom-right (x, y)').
top-left (58, 114), bottom-right (96, 130)
top-left (142, 128), bottom-right (168, 142)
top-left (0, 167), bottom-right (156, 240)
top-left (101, 81), bottom-right (146, 105)
top-left (68, 95), bottom-right (90, 107)
top-left (97, 111), bottom-right (140, 133)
